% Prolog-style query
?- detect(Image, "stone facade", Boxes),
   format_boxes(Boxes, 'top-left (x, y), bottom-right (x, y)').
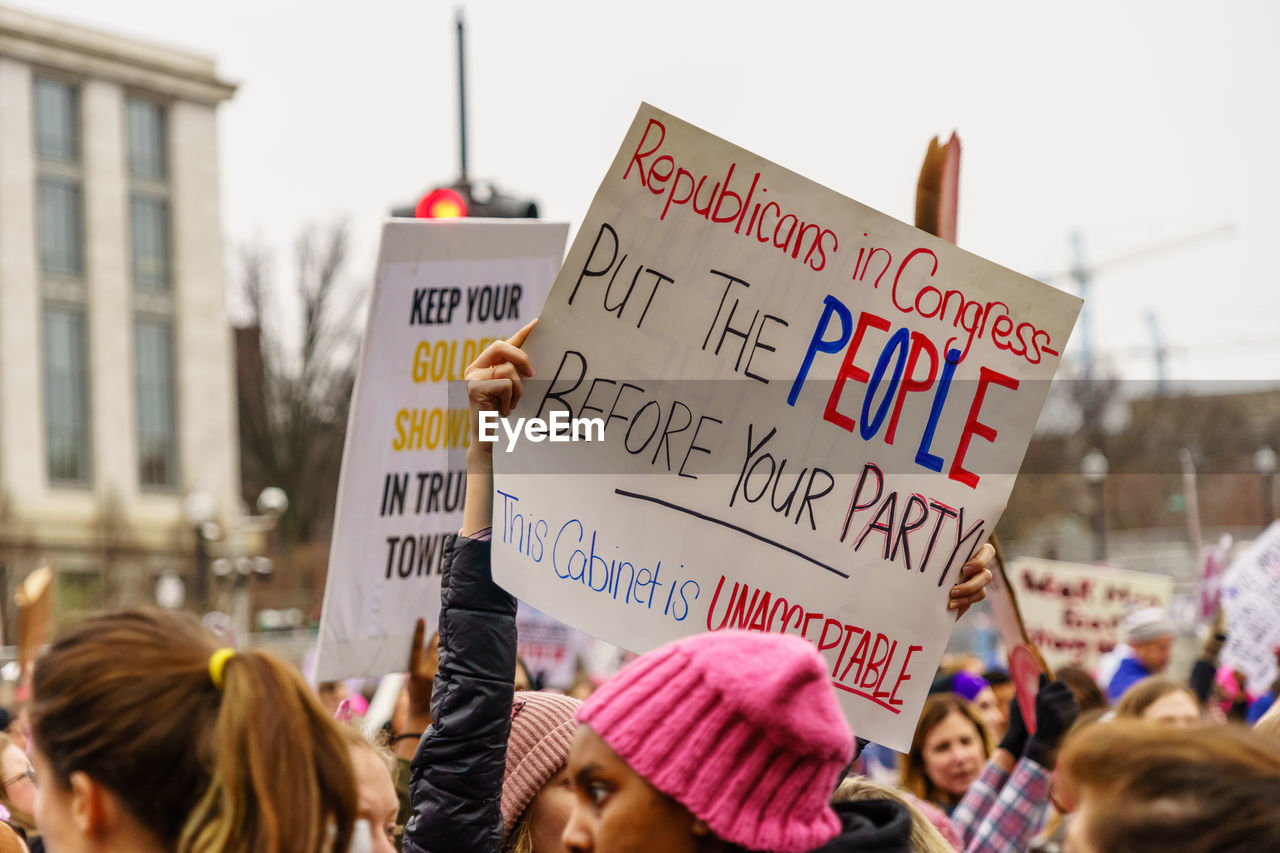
top-left (0, 6), bottom-right (239, 634)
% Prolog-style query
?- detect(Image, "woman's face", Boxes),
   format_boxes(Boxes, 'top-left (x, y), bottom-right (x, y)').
top-left (1142, 690), bottom-right (1200, 727)
top-left (0, 743), bottom-right (35, 818)
top-left (1063, 793), bottom-right (1100, 853)
top-left (529, 765), bottom-right (574, 853)
top-left (921, 711), bottom-right (985, 799)
top-left (971, 686), bottom-right (1006, 738)
top-left (32, 743), bottom-right (81, 853)
top-left (348, 745), bottom-right (398, 853)
top-left (561, 726), bottom-right (706, 853)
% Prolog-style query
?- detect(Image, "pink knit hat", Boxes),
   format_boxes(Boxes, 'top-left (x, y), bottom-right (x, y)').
top-left (577, 630), bottom-right (853, 853)
top-left (501, 691), bottom-right (582, 833)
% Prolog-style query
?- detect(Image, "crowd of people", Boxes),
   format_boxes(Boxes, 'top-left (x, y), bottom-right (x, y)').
top-left (0, 327), bottom-right (1277, 852)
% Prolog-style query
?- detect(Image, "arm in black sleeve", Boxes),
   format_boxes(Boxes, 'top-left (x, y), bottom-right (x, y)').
top-left (402, 535), bottom-right (517, 853)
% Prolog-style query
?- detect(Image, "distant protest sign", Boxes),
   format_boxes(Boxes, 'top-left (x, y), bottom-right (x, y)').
top-left (315, 220), bottom-right (567, 681)
top-left (489, 104), bottom-right (1080, 749)
top-left (1221, 522), bottom-right (1280, 694)
top-left (517, 602), bottom-right (593, 690)
top-left (1011, 557), bottom-right (1174, 672)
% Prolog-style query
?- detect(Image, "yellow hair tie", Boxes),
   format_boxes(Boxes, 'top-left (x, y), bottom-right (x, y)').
top-left (208, 648), bottom-right (236, 690)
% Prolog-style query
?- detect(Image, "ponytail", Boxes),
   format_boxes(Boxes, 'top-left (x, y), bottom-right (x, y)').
top-left (32, 609), bottom-right (356, 852)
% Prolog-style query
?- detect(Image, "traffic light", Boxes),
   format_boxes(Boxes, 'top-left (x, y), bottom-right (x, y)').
top-left (415, 187), bottom-right (467, 218)
top-left (392, 181), bottom-right (539, 219)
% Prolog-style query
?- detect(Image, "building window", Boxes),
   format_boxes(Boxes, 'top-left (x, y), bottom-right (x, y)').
top-left (43, 308), bottom-right (91, 484)
top-left (56, 569), bottom-right (104, 623)
top-left (130, 193), bottom-right (171, 290)
top-left (127, 95), bottom-right (179, 488)
top-left (135, 319), bottom-right (177, 488)
top-left (36, 76), bottom-right (90, 487)
top-left (125, 97), bottom-right (167, 180)
top-left (37, 176), bottom-right (85, 277)
top-left (33, 76), bottom-right (80, 163)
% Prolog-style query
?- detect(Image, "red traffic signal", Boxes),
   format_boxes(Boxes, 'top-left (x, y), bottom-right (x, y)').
top-left (415, 187), bottom-right (468, 219)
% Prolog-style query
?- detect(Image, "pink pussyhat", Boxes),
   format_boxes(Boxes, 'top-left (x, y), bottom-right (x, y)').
top-left (577, 630), bottom-right (853, 853)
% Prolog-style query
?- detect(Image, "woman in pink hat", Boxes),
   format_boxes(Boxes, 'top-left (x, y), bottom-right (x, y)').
top-left (562, 629), bottom-right (911, 852)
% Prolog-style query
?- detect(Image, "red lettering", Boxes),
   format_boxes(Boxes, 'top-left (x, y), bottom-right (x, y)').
top-left (755, 201), bottom-right (782, 244)
top-left (884, 331), bottom-right (939, 444)
top-left (823, 311), bottom-right (891, 432)
top-left (889, 644), bottom-right (924, 706)
top-left (646, 155), bottom-right (674, 193)
top-left (859, 633), bottom-right (891, 689)
top-left (622, 119), bottom-right (666, 184)
top-left (891, 247), bottom-right (939, 312)
top-left (661, 168), bottom-right (697, 220)
top-left (949, 367), bottom-right (1019, 489)
top-left (705, 575), bottom-right (734, 630)
top-left (873, 640), bottom-right (899, 698)
top-left (711, 163), bottom-right (743, 223)
top-left (818, 618), bottom-right (845, 653)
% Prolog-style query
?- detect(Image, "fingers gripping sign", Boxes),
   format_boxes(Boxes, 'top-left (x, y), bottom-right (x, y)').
top-left (950, 541), bottom-right (994, 620)
top-left (466, 320), bottom-right (537, 450)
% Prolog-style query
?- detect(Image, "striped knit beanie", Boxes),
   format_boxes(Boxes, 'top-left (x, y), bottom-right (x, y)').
top-left (501, 691), bottom-right (581, 833)
top-left (577, 630), bottom-right (853, 853)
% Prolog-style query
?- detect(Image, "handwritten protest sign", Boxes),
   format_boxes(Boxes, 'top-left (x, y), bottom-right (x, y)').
top-left (1221, 522), bottom-right (1280, 694)
top-left (315, 220), bottom-right (567, 681)
top-left (1011, 557), bottom-right (1174, 672)
top-left (489, 104), bottom-right (1079, 749)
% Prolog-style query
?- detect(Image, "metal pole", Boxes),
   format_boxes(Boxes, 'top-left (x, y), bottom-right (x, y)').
top-left (1092, 480), bottom-right (1107, 562)
top-left (1264, 472), bottom-right (1275, 526)
top-left (456, 9), bottom-right (468, 183)
top-left (194, 528), bottom-right (209, 612)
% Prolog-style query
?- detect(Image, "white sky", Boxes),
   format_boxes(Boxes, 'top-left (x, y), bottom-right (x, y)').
top-left (24, 0), bottom-right (1280, 383)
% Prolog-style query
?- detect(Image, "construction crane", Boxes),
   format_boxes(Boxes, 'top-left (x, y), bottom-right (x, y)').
top-left (1041, 223), bottom-right (1235, 386)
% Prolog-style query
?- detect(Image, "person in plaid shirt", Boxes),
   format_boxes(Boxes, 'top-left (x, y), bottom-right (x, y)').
top-left (951, 679), bottom-right (1079, 853)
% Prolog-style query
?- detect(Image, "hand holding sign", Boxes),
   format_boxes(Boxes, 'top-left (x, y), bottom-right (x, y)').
top-left (466, 320), bottom-right (537, 428)
top-left (951, 543), bottom-right (994, 618)
top-left (462, 320), bottom-right (538, 537)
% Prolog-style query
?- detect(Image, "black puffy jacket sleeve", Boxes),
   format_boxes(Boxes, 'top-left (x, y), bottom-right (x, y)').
top-left (403, 535), bottom-right (518, 853)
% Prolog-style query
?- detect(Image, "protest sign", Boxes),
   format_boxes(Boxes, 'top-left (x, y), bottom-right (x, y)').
top-left (517, 602), bottom-right (593, 690)
top-left (489, 104), bottom-right (1080, 749)
top-left (315, 220), bottom-right (568, 681)
top-left (1221, 521), bottom-right (1280, 694)
top-left (1011, 557), bottom-right (1174, 672)
top-left (1200, 532), bottom-right (1233, 621)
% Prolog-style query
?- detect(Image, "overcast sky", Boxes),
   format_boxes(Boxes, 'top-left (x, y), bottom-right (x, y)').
top-left (25, 0), bottom-right (1280, 383)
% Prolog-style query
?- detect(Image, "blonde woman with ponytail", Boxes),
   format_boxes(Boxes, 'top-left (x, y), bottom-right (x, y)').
top-left (30, 609), bottom-right (356, 852)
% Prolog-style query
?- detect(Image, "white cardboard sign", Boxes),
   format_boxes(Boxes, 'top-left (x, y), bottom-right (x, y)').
top-left (315, 219), bottom-right (567, 681)
top-left (1221, 521), bottom-right (1280, 694)
top-left (490, 104), bottom-right (1080, 749)
top-left (1010, 557), bottom-right (1174, 672)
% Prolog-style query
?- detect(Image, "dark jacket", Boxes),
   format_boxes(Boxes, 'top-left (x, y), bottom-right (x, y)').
top-left (403, 535), bottom-right (517, 853)
top-left (724, 799), bottom-right (913, 853)
top-left (811, 800), bottom-right (914, 853)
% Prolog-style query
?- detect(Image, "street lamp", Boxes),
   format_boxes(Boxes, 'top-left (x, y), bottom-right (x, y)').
top-left (1254, 445), bottom-right (1277, 525)
top-left (154, 570), bottom-right (186, 610)
top-left (1081, 449), bottom-right (1109, 561)
top-left (183, 490), bottom-right (219, 611)
top-left (217, 487), bottom-right (289, 639)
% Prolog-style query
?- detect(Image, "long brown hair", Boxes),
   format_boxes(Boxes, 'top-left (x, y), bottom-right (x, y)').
top-left (31, 609), bottom-right (356, 852)
top-left (899, 693), bottom-right (992, 806)
top-left (1113, 675), bottom-right (1197, 719)
top-left (1060, 720), bottom-right (1280, 852)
